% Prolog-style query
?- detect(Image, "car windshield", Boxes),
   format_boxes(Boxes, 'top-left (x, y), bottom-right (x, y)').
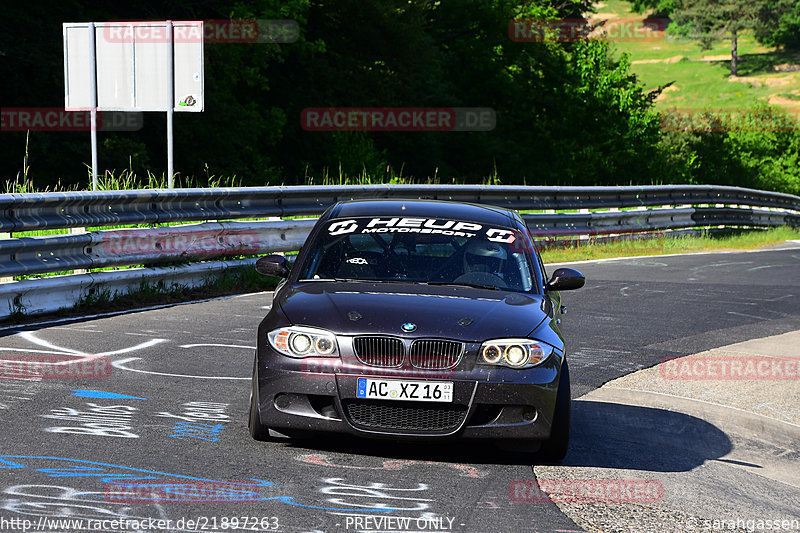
top-left (299, 217), bottom-right (535, 291)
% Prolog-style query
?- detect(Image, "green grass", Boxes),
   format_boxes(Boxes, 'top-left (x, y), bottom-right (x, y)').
top-left (91, 169), bottom-right (247, 190)
top-left (595, 1), bottom-right (800, 116)
top-left (540, 226), bottom-right (800, 263)
top-left (631, 51), bottom-right (800, 112)
top-left (2, 168), bottom-right (247, 195)
top-left (595, 0), bottom-right (635, 16)
top-left (4, 161), bottom-right (504, 195)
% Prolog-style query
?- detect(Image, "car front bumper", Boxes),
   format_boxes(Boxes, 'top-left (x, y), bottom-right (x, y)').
top-left (253, 348), bottom-right (563, 441)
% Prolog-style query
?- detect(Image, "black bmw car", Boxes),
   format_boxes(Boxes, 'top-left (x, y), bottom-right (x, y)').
top-left (249, 199), bottom-right (584, 460)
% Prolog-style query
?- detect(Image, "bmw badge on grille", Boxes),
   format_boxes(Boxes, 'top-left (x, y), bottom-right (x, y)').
top-left (401, 323), bottom-right (417, 332)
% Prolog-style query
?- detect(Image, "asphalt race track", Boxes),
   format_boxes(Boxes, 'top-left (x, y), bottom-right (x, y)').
top-left (0, 248), bottom-right (798, 533)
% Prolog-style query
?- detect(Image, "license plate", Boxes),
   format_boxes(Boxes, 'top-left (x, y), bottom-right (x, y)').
top-left (356, 378), bottom-right (453, 403)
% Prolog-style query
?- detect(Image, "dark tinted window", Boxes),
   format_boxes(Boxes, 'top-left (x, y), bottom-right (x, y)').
top-left (299, 217), bottom-right (535, 291)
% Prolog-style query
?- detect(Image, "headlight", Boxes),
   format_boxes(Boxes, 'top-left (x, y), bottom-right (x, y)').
top-left (482, 344), bottom-right (503, 364)
top-left (479, 339), bottom-right (553, 368)
top-left (268, 326), bottom-right (339, 358)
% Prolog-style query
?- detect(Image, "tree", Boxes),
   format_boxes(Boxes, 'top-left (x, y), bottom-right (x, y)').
top-left (754, 0), bottom-right (800, 49)
top-left (668, 0), bottom-right (770, 76)
top-left (629, 0), bottom-right (800, 50)
top-left (628, 0), bottom-right (679, 15)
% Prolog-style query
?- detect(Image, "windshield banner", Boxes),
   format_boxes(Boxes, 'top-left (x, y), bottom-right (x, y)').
top-left (327, 217), bottom-right (518, 244)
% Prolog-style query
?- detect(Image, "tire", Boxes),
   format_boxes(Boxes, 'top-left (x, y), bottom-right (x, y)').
top-left (538, 360), bottom-right (571, 462)
top-left (248, 358), bottom-right (272, 441)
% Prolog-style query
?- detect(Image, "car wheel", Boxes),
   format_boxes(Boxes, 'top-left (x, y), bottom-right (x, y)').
top-left (538, 360), bottom-right (571, 462)
top-left (248, 358), bottom-right (272, 441)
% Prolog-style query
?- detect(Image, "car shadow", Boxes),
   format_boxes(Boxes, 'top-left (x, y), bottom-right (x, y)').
top-left (278, 400), bottom-right (732, 471)
top-left (562, 400), bottom-right (733, 471)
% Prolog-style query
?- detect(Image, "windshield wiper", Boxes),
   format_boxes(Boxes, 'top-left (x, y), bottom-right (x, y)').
top-left (425, 281), bottom-right (500, 291)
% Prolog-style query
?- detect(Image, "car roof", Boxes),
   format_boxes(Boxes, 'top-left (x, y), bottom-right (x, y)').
top-left (324, 199), bottom-right (523, 228)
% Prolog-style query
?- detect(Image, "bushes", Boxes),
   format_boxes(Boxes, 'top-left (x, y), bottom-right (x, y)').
top-left (658, 106), bottom-right (800, 194)
top-left (0, 0), bottom-right (797, 194)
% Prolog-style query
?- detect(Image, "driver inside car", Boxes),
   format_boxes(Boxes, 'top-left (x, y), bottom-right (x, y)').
top-left (463, 240), bottom-right (507, 275)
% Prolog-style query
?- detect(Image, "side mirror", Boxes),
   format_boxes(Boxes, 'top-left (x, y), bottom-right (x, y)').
top-left (255, 254), bottom-right (290, 278)
top-left (545, 267), bottom-right (585, 291)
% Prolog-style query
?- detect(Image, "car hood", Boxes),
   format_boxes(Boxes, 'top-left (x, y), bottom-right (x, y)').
top-left (276, 281), bottom-right (549, 341)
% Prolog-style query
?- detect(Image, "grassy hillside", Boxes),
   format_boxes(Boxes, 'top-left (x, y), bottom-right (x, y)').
top-left (594, 1), bottom-right (800, 115)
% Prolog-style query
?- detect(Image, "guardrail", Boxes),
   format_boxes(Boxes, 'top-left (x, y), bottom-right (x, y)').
top-left (2, 184), bottom-right (799, 231)
top-left (1, 184), bottom-right (798, 321)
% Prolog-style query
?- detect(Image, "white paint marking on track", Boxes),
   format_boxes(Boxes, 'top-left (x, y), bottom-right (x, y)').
top-left (689, 261), bottom-right (753, 273)
top-left (764, 294), bottom-right (795, 302)
top-left (179, 344), bottom-right (256, 350)
top-left (112, 357), bottom-right (249, 380)
top-left (18, 332), bottom-right (85, 355)
top-left (0, 348), bottom-right (81, 356)
top-left (95, 338), bottom-right (167, 356)
top-left (726, 311), bottom-right (766, 320)
top-left (746, 265), bottom-right (785, 271)
top-left (15, 331), bottom-right (167, 357)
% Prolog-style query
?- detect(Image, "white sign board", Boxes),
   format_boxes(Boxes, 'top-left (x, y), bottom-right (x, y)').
top-left (64, 21), bottom-right (204, 112)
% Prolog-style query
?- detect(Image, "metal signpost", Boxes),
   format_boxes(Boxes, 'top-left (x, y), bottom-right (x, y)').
top-left (63, 21), bottom-right (204, 189)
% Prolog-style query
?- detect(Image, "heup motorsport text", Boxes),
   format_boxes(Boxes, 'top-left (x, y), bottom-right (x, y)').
top-left (328, 217), bottom-right (518, 243)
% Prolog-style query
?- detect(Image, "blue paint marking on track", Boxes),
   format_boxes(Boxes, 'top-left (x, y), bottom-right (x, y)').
top-left (0, 456), bottom-right (400, 511)
top-left (170, 422), bottom-right (224, 442)
top-left (71, 390), bottom-right (147, 400)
